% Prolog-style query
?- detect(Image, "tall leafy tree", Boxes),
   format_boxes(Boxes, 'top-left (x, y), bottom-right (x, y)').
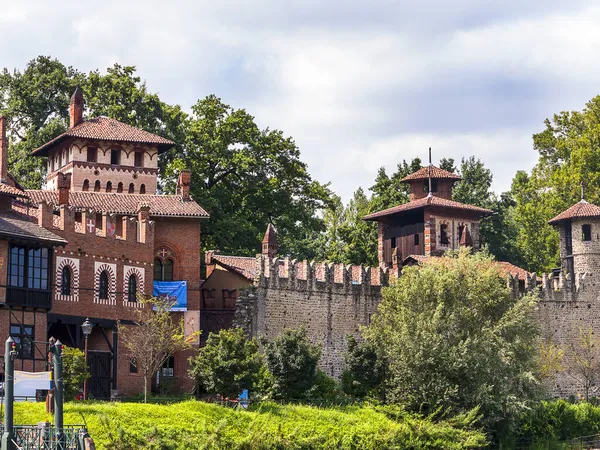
top-left (365, 249), bottom-right (540, 435)
top-left (0, 56), bottom-right (85, 188)
top-left (509, 96), bottom-right (600, 272)
top-left (452, 156), bottom-right (524, 267)
top-left (167, 95), bottom-right (332, 258)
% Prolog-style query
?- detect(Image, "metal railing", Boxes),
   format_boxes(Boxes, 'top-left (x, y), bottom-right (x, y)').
top-left (11, 425), bottom-right (87, 450)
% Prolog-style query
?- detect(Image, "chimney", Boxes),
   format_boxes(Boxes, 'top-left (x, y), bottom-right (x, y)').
top-left (69, 87), bottom-right (84, 129)
top-left (262, 223), bottom-right (278, 258)
top-left (178, 170), bottom-right (192, 199)
top-left (57, 173), bottom-right (71, 206)
top-left (0, 116), bottom-right (8, 183)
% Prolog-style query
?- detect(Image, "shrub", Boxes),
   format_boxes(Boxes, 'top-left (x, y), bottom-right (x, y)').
top-left (307, 369), bottom-right (341, 401)
top-left (263, 327), bottom-right (321, 400)
top-left (342, 336), bottom-right (386, 399)
top-left (365, 249), bottom-right (540, 436)
top-left (189, 328), bottom-right (265, 399)
top-left (62, 346), bottom-right (89, 400)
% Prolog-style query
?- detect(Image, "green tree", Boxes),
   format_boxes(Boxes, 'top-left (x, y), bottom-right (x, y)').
top-left (341, 336), bottom-right (386, 399)
top-left (189, 328), bottom-right (266, 399)
top-left (365, 249), bottom-right (540, 433)
top-left (511, 95), bottom-right (600, 272)
top-left (166, 95), bottom-right (332, 259)
top-left (338, 188), bottom-right (378, 266)
top-left (62, 346), bottom-right (90, 400)
top-left (84, 64), bottom-right (188, 178)
top-left (369, 158), bottom-right (422, 212)
top-left (263, 328), bottom-right (322, 400)
top-left (0, 56), bottom-right (85, 188)
top-left (452, 157), bottom-right (524, 267)
top-left (439, 157), bottom-right (456, 173)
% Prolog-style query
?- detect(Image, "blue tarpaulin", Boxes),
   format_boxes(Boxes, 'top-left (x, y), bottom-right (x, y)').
top-left (153, 281), bottom-right (187, 311)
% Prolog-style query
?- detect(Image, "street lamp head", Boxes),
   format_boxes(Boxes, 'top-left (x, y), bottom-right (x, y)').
top-left (82, 318), bottom-right (93, 337)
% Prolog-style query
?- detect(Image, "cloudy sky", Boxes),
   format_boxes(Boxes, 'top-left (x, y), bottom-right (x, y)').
top-left (1, 0), bottom-right (599, 201)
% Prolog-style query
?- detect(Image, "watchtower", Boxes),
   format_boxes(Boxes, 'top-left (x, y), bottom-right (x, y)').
top-left (549, 199), bottom-right (600, 279)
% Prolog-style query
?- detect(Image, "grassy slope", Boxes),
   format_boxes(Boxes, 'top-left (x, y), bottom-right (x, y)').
top-left (13, 401), bottom-right (487, 450)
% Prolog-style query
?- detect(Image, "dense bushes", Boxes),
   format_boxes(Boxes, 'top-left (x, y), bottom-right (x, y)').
top-left (502, 400), bottom-right (600, 448)
top-left (191, 327), bottom-right (328, 401)
top-left (14, 400), bottom-right (487, 450)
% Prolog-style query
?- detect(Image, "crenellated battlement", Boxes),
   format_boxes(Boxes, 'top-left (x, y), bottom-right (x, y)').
top-left (504, 269), bottom-right (596, 302)
top-left (256, 255), bottom-right (389, 294)
top-left (36, 199), bottom-right (154, 245)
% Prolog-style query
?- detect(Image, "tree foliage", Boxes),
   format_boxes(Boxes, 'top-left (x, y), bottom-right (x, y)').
top-left (119, 297), bottom-right (197, 402)
top-left (263, 328), bottom-right (322, 400)
top-left (510, 95), bottom-right (600, 272)
top-left (341, 335), bottom-right (386, 399)
top-left (62, 346), bottom-right (89, 400)
top-left (165, 95), bottom-right (332, 258)
top-left (189, 328), bottom-right (266, 399)
top-left (364, 249), bottom-right (540, 432)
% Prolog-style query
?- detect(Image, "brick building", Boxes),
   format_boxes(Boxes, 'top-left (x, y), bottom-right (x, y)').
top-left (0, 89), bottom-right (208, 398)
top-left (363, 164), bottom-right (493, 268)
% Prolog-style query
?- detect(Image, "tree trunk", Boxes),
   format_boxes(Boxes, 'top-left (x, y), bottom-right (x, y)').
top-left (144, 376), bottom-right (148, 403)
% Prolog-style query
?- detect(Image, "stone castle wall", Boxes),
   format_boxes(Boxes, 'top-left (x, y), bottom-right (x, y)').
top-left (235, 253), bottom-right (600, 397)
top-left (236, 256), bottom-right (387, 378)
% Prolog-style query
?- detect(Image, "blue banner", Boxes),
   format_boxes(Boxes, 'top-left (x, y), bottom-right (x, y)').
top-left (153, 281), bottom-right (187, 311)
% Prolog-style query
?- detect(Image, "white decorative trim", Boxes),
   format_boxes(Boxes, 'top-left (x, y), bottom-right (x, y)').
top-left (94, 261), bottom-right (117, 305)
top-left (55, 257), bottom-right (80, 302)
top-left (123, 265), bottom-right (145, 307)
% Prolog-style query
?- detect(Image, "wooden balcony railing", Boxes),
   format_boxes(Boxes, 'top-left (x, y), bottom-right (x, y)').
top-left (4, 286), bottom-right (52, 309)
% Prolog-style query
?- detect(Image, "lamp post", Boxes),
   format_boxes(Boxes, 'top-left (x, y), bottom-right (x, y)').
top-left (81, 318), bottom-right (93, 400)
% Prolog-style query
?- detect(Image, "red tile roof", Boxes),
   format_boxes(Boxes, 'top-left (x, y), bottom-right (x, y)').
top-left (211, 255), bottom-right (256, 281)
top-left (548, 200), bottom-right (600, 224)
top-left (0, 211), bottom-right (67, 245)
top-left (401, 165), bottom-right (461, 182)
top-left (26, 190), bottom-right (209, 218)
top-left (262, 223), bottom-right (277, 244)
top-left (31, 117), bottom-right (175, 156)
top-left (403, 255), bottom-right (536, 279)
top-left (0, 182), bottom-right (27, 198)
top-left (363, 195), bottom-right (492, 220)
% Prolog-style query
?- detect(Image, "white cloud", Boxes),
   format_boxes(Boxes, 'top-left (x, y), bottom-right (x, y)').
top-left (1, 0), bottom-right (599, 202)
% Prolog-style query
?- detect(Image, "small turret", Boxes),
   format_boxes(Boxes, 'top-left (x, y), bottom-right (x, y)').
top-left (69, 87), bottom-right (84, 129)
top-left (262, 223), bottom-right (278, 258)
top-left (549, 199), bottom-right (600, 280)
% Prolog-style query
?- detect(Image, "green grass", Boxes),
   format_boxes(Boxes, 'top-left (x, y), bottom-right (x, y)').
top-left (13, 400), bottom-right (487, 450)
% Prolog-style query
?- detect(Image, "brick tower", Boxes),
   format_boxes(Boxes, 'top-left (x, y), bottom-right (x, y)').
top-left (33, 89), bottom-right (174, 195)
top-left (549, 199), bottom-right (600, 279)
top-left (363, 161), bottom-right (492, 268)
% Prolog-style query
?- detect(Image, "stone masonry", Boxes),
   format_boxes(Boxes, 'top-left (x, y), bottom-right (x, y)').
top-left (236, 256), bottom-right (387, 378)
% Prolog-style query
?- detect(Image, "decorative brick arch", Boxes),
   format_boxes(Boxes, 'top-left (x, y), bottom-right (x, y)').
top-left (94, 262), bottom-right (117, 305)
top-left (123, 265), bottom-right (145, 307)
top-left (55, 257), bottom-right (80, 302)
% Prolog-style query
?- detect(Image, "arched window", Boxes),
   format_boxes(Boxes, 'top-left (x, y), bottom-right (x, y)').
top-left (99, 270), bottom-right (109, 300)
top-left (106, 181), bottom-right (112, 193)
top-left (82, 179), bottom-right (89, 191)
top-left (128, 183), bottom-right (134, 194)
top-left (139, 184), bottom-right (146, 194)
top-left (127, 274), bottom-right (137, 302)
top-left (154, 259), bottom-right (162, 281)
top-left (154, 258), bottom-right (174, 281)
top-left (61, 266), bottom-right (71, 296)
top-left (117, 182), bottom-right (123, 193)
top-left (163, 259), bottom-right (174, 281)
top-left (94, 180), bottom-right (101, 192)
